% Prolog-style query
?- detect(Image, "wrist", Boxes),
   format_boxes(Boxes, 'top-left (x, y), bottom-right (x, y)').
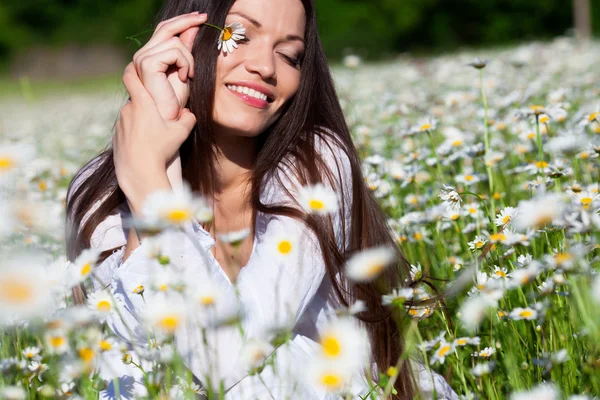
top-left (121, 170), bottom-right (172, 217)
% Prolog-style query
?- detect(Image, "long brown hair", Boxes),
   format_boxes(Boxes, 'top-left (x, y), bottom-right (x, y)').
top-left (65, 0), bottom-right (418, 397)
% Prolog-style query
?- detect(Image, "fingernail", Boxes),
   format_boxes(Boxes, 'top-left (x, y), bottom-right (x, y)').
top-left (191, 11), bottom-right (200, 14)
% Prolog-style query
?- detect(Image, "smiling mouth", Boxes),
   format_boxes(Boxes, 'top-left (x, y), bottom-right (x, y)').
top-left (225, 84), bottom-right (274, 103)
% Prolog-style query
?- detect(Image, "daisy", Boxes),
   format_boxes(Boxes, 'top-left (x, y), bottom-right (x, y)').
top-left (473, 347), bottom-right (496, 358)
top-left (491, 266), bottom-right (509, 279)
top-left (318, 317), bottom-right (368, 368)
top-left (69, 248), bottom-right (102, 285)
top-left (297, 183), bottom-right (339, 215)
top-left (468, 236), bottom-right (486, 251)
top-left (453, 336), bottom-right (480, 347)
top-left (86, 290), bottom-right (120, 320)
top-left (217, 22), bottom-right (246, 54)
top-left (217, 227), bottom-right (251, 247)
top-left (22, 346), bottom-right (42, 361)
top-left (0, 253), bottom-right (54, 323)
top-left (345, 246), bottom-right (396, 282)
top-left (438, 184), bottom-right (462, 212)
top-left (0, 142), bottom-right (36, 185)
top-left (471, 361), bottom-right (494, 376)
top-left (144, 295), bottom-right (188, 335)
top-left (510, 383), bottom-right (559, 400)
top-left (431, 340), bottom-right (455, 365)
top-left (382, 287), bottom-right (414, 307)
top-left (509, 307), bottom-right (538, 321)
top-left (141, 184), bottom-right (211, 228)
top-left (458, 295), bottom-right (490, 332)
top-left (572, 190), bottom-right (599, 211)
top-left (306, 358), bottom-right (352, 394)
top-left (513, 191), bottom-right (566, 231)
top-left (241, 339), bottom-right (274, 371)
top-left (44, 330), bottom-right (69, 355)
top-left (495, 207), bottom-right (517, 226)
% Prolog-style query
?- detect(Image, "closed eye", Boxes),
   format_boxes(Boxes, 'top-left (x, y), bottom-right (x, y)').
top-left (236, 37), bottom-right (302, 68)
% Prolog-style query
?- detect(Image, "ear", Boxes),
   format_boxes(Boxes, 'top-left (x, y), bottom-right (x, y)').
top-left (180, 26), bottom-right (200, 51)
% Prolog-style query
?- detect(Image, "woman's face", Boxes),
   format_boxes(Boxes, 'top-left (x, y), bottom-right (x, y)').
top-left (212, 0), bottom-right (306, 137)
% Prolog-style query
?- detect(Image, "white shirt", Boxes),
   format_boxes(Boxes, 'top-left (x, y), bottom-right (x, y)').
top-left (82, 137), bottom-right (458, 399)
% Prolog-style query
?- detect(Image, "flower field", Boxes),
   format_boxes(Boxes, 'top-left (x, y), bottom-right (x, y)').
top-left (1, 37), bottom-right (600, 399)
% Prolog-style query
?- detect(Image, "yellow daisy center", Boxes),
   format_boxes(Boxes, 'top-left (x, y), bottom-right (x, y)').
top-left (539, 115), bottom-right (549, 123)
top-left (99, 340), bottom-right (112, 351)
top-left (502, 215), bottom-right (511, 224)
top-left (133, 285), bottom-right (144, 294)
top-left (321, 373), bottom-right (342, 389)
top-left (452, 140), bottom-right (463, 147)
top-left (580, 197), bottom-right (592, 208)
top-left (50, 336), bottom-right (65, 348)
top-left (476, 241), bottom-right (484, 248)
top-left (420, 123), bottom-right (432, 131)
top-left (534, 215), bottom-right (553, 228)
top-left (38, 180), bottom-right (48, 191)
top-left (413, 232), bottom-right (423, 240)
top-left (535, 161), bottom-right (548, 168)
top-left (519, 310), bottom-right (533, 318)
top-left (589, 112), bottom-right (599, 122)
top-left (495, 270), bottom-right (507, 278)
top-left (97, 300), bottom-right (112, 312)
top-left (309, 199), bottom-right (325, 210)
top-left (222, 27), bottom-right (233, 41)
top-left (158, 315), bottom-right (180, 332)
top-left (456, 339), bottom-right (467, 346)
top-left (0, 279), bottom-right (32, 303)
top-left (554, 253), bottom-right (572, 265)
top-left (80, 263), bottom-right (91, 276)
top-left (277, 240), bottom-right (293, 254)
top-left (437, 344), bottom-right (451, 357)
top-left (200, 296), bottom-right (215, 306)
top-left (321, 336), bottom-right (341, 357)
top-left (387, 366), bottom-right (398, 377)
top-left (79, 347), bottom-right (95, 363)
top-left (166, 209), bottom-right (190, 223)
top-left (465, 175), bottom-right (474, 181)
top-left (0, 157), bottom-right (15, 171)
top-left (489, 233), bottom-right (506, 242)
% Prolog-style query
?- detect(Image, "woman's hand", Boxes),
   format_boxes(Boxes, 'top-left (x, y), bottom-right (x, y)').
top-left (132, 11), bottom-right (206, 121)
top-left (114, 62), bottom-right (197, 215)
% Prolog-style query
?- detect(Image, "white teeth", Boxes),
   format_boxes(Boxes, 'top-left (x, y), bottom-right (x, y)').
top-left (226, 85), bottom-right (269, 102)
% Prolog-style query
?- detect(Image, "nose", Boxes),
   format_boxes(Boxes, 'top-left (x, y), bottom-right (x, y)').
top-left (244, 43), bottom-right (277, 82)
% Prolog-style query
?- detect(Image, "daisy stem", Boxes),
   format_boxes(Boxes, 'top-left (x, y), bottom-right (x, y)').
top-left (203, 23), bottom-right (224, 32)
top-left (535, 116), bottom-right (546, 182)
top-left (479, 69), bottom-right (496, 225)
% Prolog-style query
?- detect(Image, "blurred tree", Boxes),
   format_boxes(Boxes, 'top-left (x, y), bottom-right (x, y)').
top-left (574, 0), bottom-right (592, 40)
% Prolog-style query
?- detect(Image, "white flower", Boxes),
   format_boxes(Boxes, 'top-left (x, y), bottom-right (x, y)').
top-left (0, 253), bottom-right (54, 324)
top-left (0, 143), bottom-right (36, 185)
top-left (318, 317), bottom-right (369, 369)
top-left (459, 295), bottom-right (492, 332)
top-left (513, 191), bottom-right (566, 231)
top-left (305, 358), bottom-right (353, 394)
top-left (345, 246), bottom-right (396, 282)
top-left (217, 227), bottom-right (251, 246)
top-left (510, 383), bottom-right (559, 400)
top-left (509, 307), bottom-right (538, 321)
top-left (144, 294), bottom-right (188, 335)
top-left (431, 340), bottom-right (455, 364)
top-left (343, 54), bottom-right (361, 69)
top-left (382, 288), bottom-right (414, 306)
top-left (44, 330), bottom-right (69, 355)
top-left (472, 347), bottom-right (495, 358)
top-left (495, 207), bottom-right (517, 226)
top-left (468, 236), bottom-right (486, 251)
top-left (141, 184), bottom-right (211, 228)
top-left (241, 339), bottom-right (274, 371)
top-left (0, 386), bottom-right (26, 400)
top-left (87, 290), bottom-right (120, 320)
top-left (22, 346), bottom-right (42, 360)
top-left (69, 248), bottom-right (102, 285)
top-left (297, 184), bottom-right (339, 215)
top-left (471, 362), bottom-right (493, 376)
top-left (438, 184), bottom-right (462, 212)
top-left (218, 22), bottom-right (246, 54)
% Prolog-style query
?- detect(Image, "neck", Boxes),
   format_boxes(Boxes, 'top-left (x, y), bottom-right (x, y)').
top-left (212, 131), bottom-right (258, 197)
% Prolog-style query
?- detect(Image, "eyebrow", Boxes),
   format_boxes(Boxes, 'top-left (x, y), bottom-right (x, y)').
top-left (228, 11), bottom-right (305, 44)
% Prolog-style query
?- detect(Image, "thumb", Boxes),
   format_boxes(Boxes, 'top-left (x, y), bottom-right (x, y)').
top-left (180, 26), bottom-right (200, 51)
top-left (176, 108), bottom-right (197, 132)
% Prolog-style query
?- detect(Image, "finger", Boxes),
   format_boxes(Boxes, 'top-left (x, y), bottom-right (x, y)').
top-left (122, 62), bottom-right (156, 109)
top-left (176, 108), bottom-right (197, 133)
top-left (139, 48), bottom-right (191, 84)
top-left (134, 37), bottom-right (195, 80)
top-left (180, 26), bottom-right (200, 52)
top-left (155, 11), bottom-right (200, 31)
top-left (147, 13), bottom-right (207, 50)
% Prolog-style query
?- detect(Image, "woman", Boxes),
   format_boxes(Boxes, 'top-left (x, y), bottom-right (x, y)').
top-left (66, 0), bottom-right (458, 398)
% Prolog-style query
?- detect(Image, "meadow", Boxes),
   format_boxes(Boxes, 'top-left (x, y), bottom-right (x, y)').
top-left (0, 37), bottom-right (599, 399)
